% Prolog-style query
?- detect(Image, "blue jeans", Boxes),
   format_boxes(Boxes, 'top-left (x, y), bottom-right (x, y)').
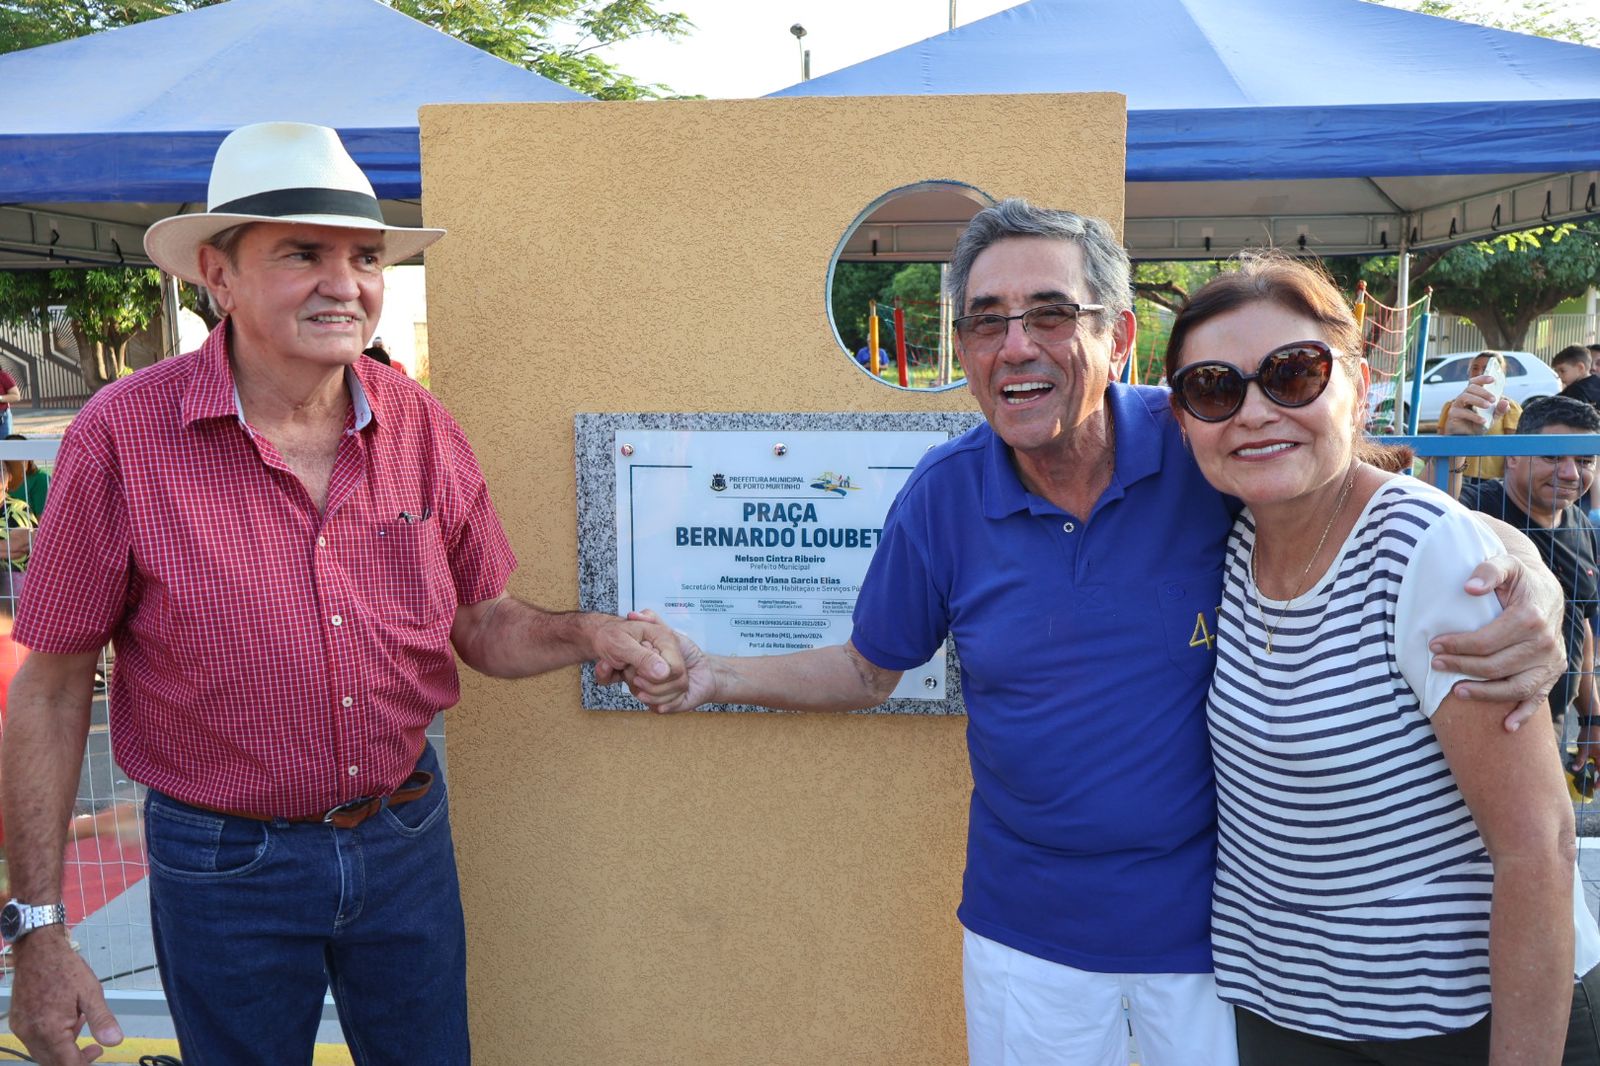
top-left (144, 744), bottom-right (469, 1065)
top-left (1, 407), bottom-right (13, 437)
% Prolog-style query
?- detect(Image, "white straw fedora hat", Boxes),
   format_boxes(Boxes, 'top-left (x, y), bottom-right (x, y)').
top-left (144, 122), bottom-right (445, 285)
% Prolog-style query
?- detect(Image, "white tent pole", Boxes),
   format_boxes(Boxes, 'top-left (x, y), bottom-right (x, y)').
top-left (1395, 229), bottom-right (1413, 432)
top-left (161, 272), bottom-right (183, 360)
top-left (1586, 285), bottom-right (1597, 345)
top-left (939, 264), bottom-right (952, 386)
top-left (1396, 232), bottom-right (1411, 338)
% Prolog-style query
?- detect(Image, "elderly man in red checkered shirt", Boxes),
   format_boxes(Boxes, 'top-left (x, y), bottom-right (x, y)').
top-left (0, 123), bottom-right (684, 1066)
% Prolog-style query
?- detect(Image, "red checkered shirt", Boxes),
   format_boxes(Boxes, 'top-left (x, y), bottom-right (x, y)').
top-left (15, 324), bottom-right (516, 817)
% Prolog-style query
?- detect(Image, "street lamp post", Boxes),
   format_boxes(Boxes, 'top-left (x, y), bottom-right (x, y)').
top-left (790, 23), bottom-right (809, 81)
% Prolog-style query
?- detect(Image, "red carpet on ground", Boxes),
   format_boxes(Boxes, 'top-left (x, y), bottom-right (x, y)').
top-left (63, 835), bottom-right (147, 926)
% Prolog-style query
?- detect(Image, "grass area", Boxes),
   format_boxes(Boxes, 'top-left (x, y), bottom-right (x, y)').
top-left (861, 359), bottom-right (963, 389)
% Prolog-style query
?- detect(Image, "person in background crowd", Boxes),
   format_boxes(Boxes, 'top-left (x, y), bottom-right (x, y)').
top-left (0, 448), bottom-right (37, 618)
top-left (364, 338), bottom-right (410, 376)
top-left (1164, 253), bottom-right (1600, 1065)
top-left (4, 436), bottom-right (47, 520)
top-left (1551, 344), bottom-right (1600, 527)
top-left (1437, 351), bottom-right (1521, 485)
top-left (0, 368), bottom-right (21, 439)
top-left (1454, 397), bottom-right (1600, 777)
top-left (1554, 345), bottom-right (1600, 409)
top-left (854, 344), bottom-right (888, 373)
top-left (1582, 346), bottom-right (1600, 516)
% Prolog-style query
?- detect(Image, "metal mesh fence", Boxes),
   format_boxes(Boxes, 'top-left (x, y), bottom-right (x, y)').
top-left (0, 442), bottom-right (157, 990)
top-left (4, 432), bottom-right (1600, 1026)
top-left (0, 438), bottom-right (448, 1002)
top-left (1355, 288), bottom-right (1430, 434)
top-left (1409, 431), bottom-right (1600, 926)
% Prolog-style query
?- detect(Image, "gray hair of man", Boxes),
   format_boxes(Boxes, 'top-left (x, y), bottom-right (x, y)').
top-left (195, 222), bottom-right (257, 317)
top-left (944, 198), bottom-right (1134, 332)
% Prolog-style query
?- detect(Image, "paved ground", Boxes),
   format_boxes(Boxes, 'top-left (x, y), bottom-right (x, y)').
top-left (12, 405), bottom-right (79, 438)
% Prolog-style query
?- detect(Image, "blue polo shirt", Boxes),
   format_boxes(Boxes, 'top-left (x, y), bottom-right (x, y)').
top-left (851, 383), bottom-right (1235, 973)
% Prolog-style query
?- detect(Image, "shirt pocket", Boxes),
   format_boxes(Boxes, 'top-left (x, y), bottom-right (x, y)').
top-left (1156, 569), bottom-right (1223, 682)
top-left (372, 515), bottom-right (456, 630)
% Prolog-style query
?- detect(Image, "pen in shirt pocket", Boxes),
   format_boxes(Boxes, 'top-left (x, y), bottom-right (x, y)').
top-left (397, 506), bottom-right (432, 523)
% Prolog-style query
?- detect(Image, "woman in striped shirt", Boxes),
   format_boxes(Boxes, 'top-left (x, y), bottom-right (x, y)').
top-left (1163, 254), bottom-right (1600, 1065)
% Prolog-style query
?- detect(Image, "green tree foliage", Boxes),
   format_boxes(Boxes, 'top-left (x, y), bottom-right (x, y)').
top-left (1320, 226), bottom-right (1587, 342)
top-left (0, 0), bottom-right (212, 52)
top-left (1139, 224), bottom-right (1600, 361)
top-left (0, 268), bottom-right (165, 387)
top-left (387, 0), bottom-right (693, 100)
top-left (1131, 260), bottom-right (1221, 317)
top-left (1, 1), bottom-right (694, 99)
top-left (886, 263), bottom-right (942, 309)
top-left (829, 262), bottom-right (898, 352)
top-left (1364, 0), bottom-right (1599, 44)
top-left (1345, 223), bottom-right (1600, 350)
top-left (1127, 261), bottom-right (1223, 383)
top-left (829, 262), bottom-right (951, 352)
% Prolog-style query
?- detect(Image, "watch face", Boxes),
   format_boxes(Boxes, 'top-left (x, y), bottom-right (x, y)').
top-left (1, 902), bottom-right (21, 940)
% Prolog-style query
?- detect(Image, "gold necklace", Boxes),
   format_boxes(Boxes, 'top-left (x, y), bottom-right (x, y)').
top-left (1249, 466), bottom-right (1360, 655)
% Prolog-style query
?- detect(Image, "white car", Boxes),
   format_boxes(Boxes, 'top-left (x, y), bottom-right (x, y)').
top-left (1366, 350), bottom-right (1561, 432)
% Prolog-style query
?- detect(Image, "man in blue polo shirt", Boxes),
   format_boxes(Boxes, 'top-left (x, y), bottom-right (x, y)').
top-left (624, 199), bottom-right (1562, 1065)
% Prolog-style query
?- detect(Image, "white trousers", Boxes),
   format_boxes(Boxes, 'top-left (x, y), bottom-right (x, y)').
top-left (964, 929), bottom-right (1238, 1066)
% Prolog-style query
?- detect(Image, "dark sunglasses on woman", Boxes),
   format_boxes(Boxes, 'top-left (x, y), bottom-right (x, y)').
top-left (1168, 340), bottom-right (1336, 423)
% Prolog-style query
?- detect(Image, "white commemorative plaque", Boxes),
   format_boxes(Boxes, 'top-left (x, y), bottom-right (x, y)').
top-left (615, 429), bottom-right (947, 700)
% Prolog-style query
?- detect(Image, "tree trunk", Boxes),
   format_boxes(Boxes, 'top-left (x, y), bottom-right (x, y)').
top-left (67, 323), bottom-right (129, 392)
top-left (1458, 311), bottom-right (1524, 350)
top-left (1132, 281), bottom-right (1190, 314)
top-left (69, 322), bottom-right (105, 391)
top-left (103, 337), bottom-right (129, 382)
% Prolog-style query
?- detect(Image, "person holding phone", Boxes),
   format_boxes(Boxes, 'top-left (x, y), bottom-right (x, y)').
top-left (1438, 351), bottom-right (1521, 487)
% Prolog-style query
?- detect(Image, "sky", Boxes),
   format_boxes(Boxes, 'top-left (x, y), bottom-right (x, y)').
top-left (596, 0), bottom-right (1026, 99)
top-left (592, 0), bottom-right (1597, 100)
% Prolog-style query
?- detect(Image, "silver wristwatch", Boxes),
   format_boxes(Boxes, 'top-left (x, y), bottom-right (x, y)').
top-left (0, 899), bottom-right (66, 941)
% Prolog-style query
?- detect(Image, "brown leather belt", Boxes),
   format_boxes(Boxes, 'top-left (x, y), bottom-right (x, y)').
top-left (201, 770), bottom-right (433, 829)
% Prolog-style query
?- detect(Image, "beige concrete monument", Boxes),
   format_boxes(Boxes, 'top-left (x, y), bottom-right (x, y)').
top-left (420, 92), bottom-right (1126, 1065)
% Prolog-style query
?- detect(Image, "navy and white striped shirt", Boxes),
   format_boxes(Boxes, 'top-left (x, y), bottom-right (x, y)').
top-left (1209, 475), bottom-right (1599, 1040)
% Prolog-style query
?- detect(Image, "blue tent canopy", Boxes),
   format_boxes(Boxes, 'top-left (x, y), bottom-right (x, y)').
top-left (772, 0), bottom-right (1600, 257)
top-left (0, 0), bottom-right (586, 266)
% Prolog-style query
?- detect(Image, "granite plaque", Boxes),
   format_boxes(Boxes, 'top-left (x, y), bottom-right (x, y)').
top-left (577, 412), bottom-right (982, 714)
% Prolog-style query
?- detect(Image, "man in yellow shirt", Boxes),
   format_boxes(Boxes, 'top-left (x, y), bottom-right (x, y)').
top-left (1438, 351), bottom-right (1522, 482)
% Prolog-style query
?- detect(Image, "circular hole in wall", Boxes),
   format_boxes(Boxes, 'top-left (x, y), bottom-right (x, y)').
top-left (827, 181), bottom-right (996, 392)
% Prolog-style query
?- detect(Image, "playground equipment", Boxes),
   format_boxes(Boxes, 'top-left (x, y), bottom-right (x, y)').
top-left (1353, 280), bottom-right (1433, 435)
top-left (865, 289), bottom-right (962, 390)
